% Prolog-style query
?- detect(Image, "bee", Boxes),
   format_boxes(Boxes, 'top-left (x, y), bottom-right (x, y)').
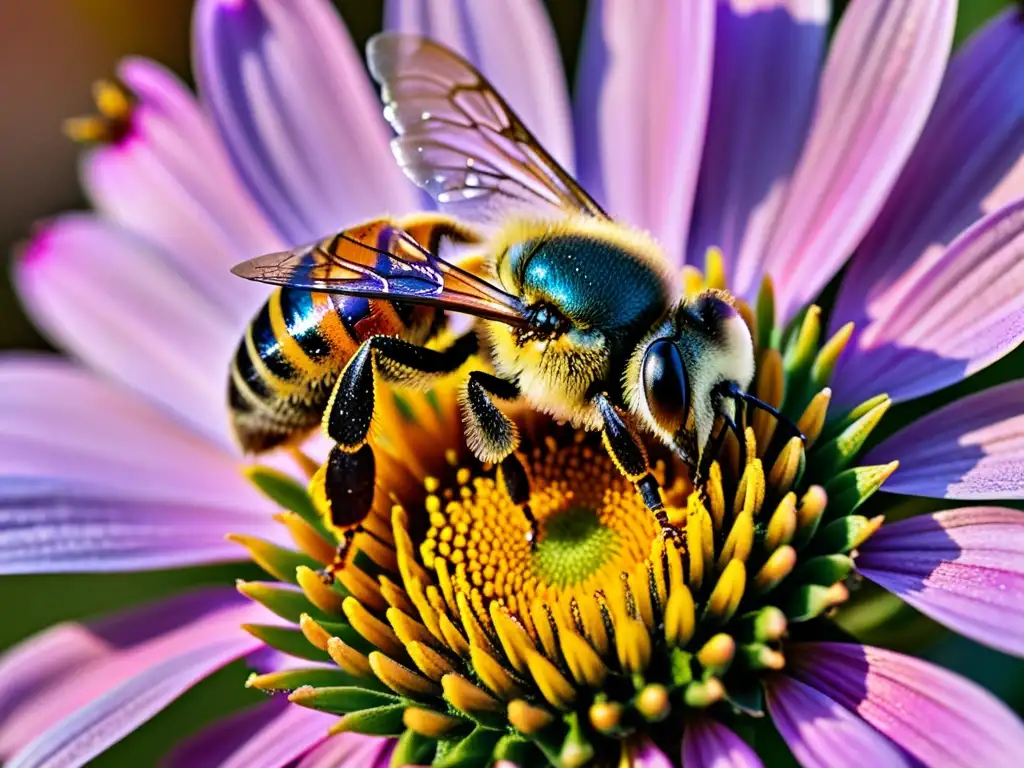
top-left (230, 34), bottom-right (799, 574)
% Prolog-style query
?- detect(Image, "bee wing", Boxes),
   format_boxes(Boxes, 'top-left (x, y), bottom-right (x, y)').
top-left (231, 219), bottom-right (529, 326)
top-left (367, 33), bottom-right (608, 225)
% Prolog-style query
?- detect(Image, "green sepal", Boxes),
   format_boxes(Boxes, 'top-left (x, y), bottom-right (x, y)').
top-left (818, 393), bottom-right (888, 443)
top-left (392, 728), bottom-right (436, 768)
top-left (795, 554), bottom-right (854, 586)
top-left (241, 624), bottom-right (331, 663)
top-left (669, 647), bottom-right (695, 688)
top-left (291, 685), bottom-right (402, 715)
top-left (823, 464), bottom-right (898, 522)
top-left (559, 712), bottom-right (595, 768)
top-left (724, 681), bottom-right (764, 717)
top-left (246, 666), bottom-right (368, 693)
top-left (493, 734), bottom-right (539, 765)
top-left (315, 619), bottom-right (378, 655)
top-left (432, 727), bottom-right (502, 768)
top-left (231, 536), bottom-right (321, 585)
top-left (236, 580), bottom-right (325, 624)
top-left (809, 397), bottom-right (890, 477)
top-left (811, 515), bottom-right (876, 556)
top-left (333, 703), bottom-right (408, 736)
top-left (755, 277), bottom-right (776, 353)
top-left (784, 583), bottom-right (844, 623)
top-left (781, 306), bottom-right (822, 413)
top-left (244, 465), bottom-right (328, 536)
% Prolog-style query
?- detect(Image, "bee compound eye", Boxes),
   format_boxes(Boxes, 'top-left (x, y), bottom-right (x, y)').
top-left (642, 339), bottom-right (689, 435)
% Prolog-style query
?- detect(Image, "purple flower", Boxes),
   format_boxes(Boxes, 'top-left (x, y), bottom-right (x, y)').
top-left (2, 0), bottom-right (1024, 766)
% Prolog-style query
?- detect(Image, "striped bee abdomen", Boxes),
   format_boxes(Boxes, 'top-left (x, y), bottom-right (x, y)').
top-left (229, 286), bottom-right (426, 453)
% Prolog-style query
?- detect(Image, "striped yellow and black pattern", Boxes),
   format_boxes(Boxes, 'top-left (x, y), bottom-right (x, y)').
top-left (228, 286), bottom-right (435, 453)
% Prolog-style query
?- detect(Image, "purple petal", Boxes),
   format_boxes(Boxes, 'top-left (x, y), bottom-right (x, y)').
top-left (0, 591), bottom-right (259, 758)
top-left (858, 507), bottom-right (1024, 657)
top-left (0, 477), bottom-right (279, 573)
top-left (164, 700), bottom-right (292, 768)
top-left (833, 9), bottom-right (1024, 351)
top-left (215, 703), bottom-right (336, 768)
top-left (829, 196), bottom-right (1024, 408)
top-left (193, 0), bottom-right (417, 245)
top-left (14, 218), bottom-right (239, 446)
top-left (688, 0), bottom-right (829, 297)
top-left (6, 634), bottom-right (263, 768)
top-left (762, 0), bottom-right (957, 321)
top-left (575, 0), bottom-right (714, 264)
top-left (296, 735), bottom-right (393, 768)
top-left (765, 674), bottom-right (909, 768)
top-left (788, 642), bottom-right (1024, 767)
top-left (385, 0), bottom-right (573, 172)
top-left (84, 58), bottom-right (279, 325)
top-left (631, 736), bottom-right (673, 768)
top-left (681, 716), bottom-right (762, 768)
top-left (863, 380), bottom-right (1024, 500)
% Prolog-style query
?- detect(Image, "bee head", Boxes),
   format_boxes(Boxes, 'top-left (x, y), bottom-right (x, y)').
top-left (630, 292), bottom-right (754, 467)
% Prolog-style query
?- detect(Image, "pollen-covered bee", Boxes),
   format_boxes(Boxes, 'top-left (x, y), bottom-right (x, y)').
top-left (230, 34), bottom-right (798, 574)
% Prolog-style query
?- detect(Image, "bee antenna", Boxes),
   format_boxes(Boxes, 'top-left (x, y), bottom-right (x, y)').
top-left (721, 383), bottom-right (805, 443)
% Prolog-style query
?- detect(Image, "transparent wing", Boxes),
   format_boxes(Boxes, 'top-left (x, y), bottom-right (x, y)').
top-left (231, 219), bottom-right (529, 325)
top-left (367, 33), bottom-right (608, 224)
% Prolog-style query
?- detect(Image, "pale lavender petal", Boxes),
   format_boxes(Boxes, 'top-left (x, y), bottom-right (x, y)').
top-left (858, 507), bottom-right (1024, 657)
top-left (833, 9), bottom-right (1024, 339)
top-left (630, 736), bottom-right (672, 768)
top-left (164, 700), bottom-right (291, 768)
top-left (216, 703), bottom-right (336, 768)
top-left (830, 198), bottom-right (1024, 407)
top-left (681, 716), bottom-right (762, 768)
top-left (765, 674), bottom-right (909, 768)
top-left (14, 218), bottom-right (238, 446)
top-left (0, 590), bottom-right (258, 758)
top-left (0, 478), bottom-right (278, 573)
top-left (864, 380), bottom-right (1024, 500)
top-left (193, 0), bottom-right (417, 245)
top-left (296, 734), bottom-right (393, 768)
top-left (84, 57), bottom-right (278, 325)
top-left (788, 642), bottom-right (1024, 767)
top-left (688, 0), bottom-right (829, 296)
top-left (6, 634), bottom-right (263, 768)
top-left (762, 0), bottom-right (957, 321)
top-left (385, 0), bottom-right (573, 172)
top-left (0, 357), bottom-right (274, 512)
top-left (575, 0), bottom-right (714, 264)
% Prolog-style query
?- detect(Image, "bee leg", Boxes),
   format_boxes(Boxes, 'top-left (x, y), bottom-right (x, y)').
top-left (593, 393), bottom-right (682, 545)
top-left (312, 444), bottom-right (375, 583)
top-left (461, 372), bottom-right (535, 544)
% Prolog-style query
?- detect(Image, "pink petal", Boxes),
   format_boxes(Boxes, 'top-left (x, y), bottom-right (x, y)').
top-left (829, 198), bottom-right (1024, 407)
top-left (84, 58), bottom-right (279, 325)
top-left (762, 0), bottom-right (957, 321)
top-left (833, 9), bottom-right (1024, 342)
top-left (858, 507), bottom-right (1024, 657)
top-left (631, 736), bottom-right (673, 767)
top-left (296, 735), bottom-right (393, 768)
top-left (688, 0), bottom-right (829, 297)
top-left (0, 590), bottom-right (259, 759)
top-left (385, 0), bottom-right (573, 172)
top-left (164, 700), bottom-right (293, 768)
top-left (216, 703), bottom-right (336, 768)
top-left (575, 0), bottom-right (714, 264)
top-left (765, 674), bottom-right (909, 768)
top-left (863, 380), bottom-right (1024, 500)
top-left (681, 716), bottom-right (763, 768)
top-left (0, 356), bottom-right (273, 512)
top-left (193, 0), bottom-right (417, 245)
top-left (788, 642), bottom-right (1024, 767)
top-left (14, 218), bottom-right (239, 446)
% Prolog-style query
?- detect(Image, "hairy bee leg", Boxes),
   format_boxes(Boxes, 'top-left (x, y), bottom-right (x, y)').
top-left (593, 393), bottom-right (682, 544)
top-left (312, 444), bottom-right (375, 582)
top-left (460, 372), bottom-right (535, 544)
top-left (319, 526), bottom-right (361, 584)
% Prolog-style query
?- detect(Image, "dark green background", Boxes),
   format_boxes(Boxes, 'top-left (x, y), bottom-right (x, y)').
top-left (0, 1), bottom-right (1018, 764)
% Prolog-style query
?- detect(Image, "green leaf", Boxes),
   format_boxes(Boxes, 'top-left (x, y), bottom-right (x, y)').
top-left (291, 685), bottom-right (401, 715)
top-left (241, 624), bottom-right (330, 663)
top-left (433, 727), bottom-right (501, 768)
top-left (236, 581), bottom-right (323, 624)
top-left (243, 465), bottom-right (328, 535)
top-left (795, 554), bottom-right (854, 587)
top-left (391, 728), bottom-right (436, 768)
top-left (333, 704), bottom-right (408, 736)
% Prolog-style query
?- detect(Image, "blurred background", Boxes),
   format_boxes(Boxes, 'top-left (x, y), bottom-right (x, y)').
top-left (0, 0), bottom-right (1018, 764)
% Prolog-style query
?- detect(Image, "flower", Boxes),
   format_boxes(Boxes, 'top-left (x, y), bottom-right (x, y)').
top-left (1, 0), bottom-right (1023, 767)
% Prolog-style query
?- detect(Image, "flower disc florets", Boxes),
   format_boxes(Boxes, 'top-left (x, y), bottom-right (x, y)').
top-left (235, 262), bottom-right (897, 767)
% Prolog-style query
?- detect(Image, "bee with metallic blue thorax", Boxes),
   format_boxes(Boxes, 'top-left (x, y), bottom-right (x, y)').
top-left (230, 34), bottom-right (798, 575)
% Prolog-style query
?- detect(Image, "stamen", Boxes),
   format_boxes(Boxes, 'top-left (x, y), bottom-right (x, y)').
top-left (63, 79), bottom-right (133, 145)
